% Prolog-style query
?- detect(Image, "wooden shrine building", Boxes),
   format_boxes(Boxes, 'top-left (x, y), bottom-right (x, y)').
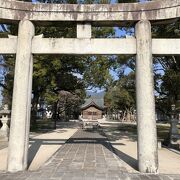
top-left (81, 98), bottom-right (105, 120)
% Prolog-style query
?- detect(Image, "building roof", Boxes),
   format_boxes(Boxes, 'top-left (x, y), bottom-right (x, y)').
top-left (81, 97), bottom-right (104, 110)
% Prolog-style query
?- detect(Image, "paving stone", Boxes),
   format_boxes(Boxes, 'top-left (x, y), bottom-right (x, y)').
top-left (128, 174), bottom-right (141, 180)
top-left (149, 174), bottom-right (162, 180)
top-left (160, 175), bottom-right (173, 180)
top-left (139, 174), bottom-right (152, 180)
top-left (0, 129), bottom-right (180, 180)
top-left (118, 173), bottom-right (130, 180)
top-left (168, 175), bottom-right (180, 179)
top-left (51, 171), bottom-right (64, 178)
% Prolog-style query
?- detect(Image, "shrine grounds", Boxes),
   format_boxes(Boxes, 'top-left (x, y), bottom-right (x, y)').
top-left (0, 120), bottom-right (180, 180)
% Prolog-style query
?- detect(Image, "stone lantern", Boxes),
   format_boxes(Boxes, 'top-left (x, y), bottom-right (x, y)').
top-left (170, 104), bottom-right (179, 146)
top-left (0, 104), bottom-right (11, 140)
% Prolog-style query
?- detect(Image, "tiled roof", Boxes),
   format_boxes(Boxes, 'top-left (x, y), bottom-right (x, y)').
top-left (81, 97), bottom-right (104, 110)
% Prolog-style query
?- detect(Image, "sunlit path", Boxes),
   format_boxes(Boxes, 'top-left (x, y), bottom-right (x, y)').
top-left (1, 129), bottom-right (180, 180)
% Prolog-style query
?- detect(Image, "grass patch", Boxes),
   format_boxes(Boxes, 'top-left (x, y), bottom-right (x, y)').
top-left (117, 124), bottom-right (137, 134)
top-left (102, 123), bottom-right (180, 142)
top-left (30, 118), bottom-right (55, 133)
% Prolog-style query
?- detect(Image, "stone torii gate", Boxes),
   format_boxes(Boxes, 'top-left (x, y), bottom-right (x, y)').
top-left (0, 0), bottom-right (180, 174)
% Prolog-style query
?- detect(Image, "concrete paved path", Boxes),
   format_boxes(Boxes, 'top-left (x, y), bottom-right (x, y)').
top-left (0, 141), bottom-right (8, 150)
top-left (0, 128), bottom-right (78, 171)
top-left (0, 129), bottom-right (180, 180)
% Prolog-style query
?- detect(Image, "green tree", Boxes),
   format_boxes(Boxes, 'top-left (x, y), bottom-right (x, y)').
top-left (105, 72), bottom-right (136, 121)
top-left (152, 20), bottom-right (180, 116)
top-left (0, 0), bottom-right (116, 125)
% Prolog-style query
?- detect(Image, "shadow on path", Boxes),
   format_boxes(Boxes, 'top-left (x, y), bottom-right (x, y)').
top-left (97, 127), bottom-right (138, 171)
top-left (28, 138), bottom-right (66, 168)
top-left (113, 146), bottom-right (138, 171)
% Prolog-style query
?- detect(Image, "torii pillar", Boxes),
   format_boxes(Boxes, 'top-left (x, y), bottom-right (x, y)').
top-left (135, 20), bottom-right (158, 173)
top-left (7, 20), bottom-right (34, 172)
